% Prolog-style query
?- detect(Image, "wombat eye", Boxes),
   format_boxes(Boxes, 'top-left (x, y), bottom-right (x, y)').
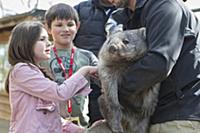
top-left (122, 39), bottom-right (129, 45)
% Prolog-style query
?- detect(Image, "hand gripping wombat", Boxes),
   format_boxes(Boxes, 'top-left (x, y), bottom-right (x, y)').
top-left (86, 28), bottom-right (160, 133)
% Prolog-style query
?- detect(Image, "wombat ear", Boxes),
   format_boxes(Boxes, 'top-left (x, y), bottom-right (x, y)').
top-left (139, 27), bottom-right (146, 40)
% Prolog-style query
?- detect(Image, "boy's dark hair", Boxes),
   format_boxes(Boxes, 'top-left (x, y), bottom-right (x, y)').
top-left (45, 3), bottom-right (80, 28)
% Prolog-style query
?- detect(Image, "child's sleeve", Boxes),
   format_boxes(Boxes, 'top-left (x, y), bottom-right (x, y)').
top-left (90, 52), bottom-right (98, 66)
top-left (10, 63), bottom-right (91, 102)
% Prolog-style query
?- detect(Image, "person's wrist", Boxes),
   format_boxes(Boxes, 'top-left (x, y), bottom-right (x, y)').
top-left (79, 67), bottom-right (89, 77)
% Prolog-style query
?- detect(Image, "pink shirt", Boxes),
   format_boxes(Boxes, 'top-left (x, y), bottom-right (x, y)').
top-left (9, 63), bottom-right (91, 133)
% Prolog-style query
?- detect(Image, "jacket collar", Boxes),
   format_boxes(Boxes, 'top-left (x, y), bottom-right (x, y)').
top-left (136, 0), bottom-right (148, 9)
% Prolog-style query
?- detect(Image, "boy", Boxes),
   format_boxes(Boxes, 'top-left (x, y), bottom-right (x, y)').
top-left (45, 3), bottom-right (98, 126)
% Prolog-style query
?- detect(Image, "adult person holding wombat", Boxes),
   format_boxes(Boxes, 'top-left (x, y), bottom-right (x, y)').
top-left (105, 0), bottom-right (200, 132)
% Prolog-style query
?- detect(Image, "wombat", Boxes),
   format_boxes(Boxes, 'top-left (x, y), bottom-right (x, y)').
top-left (87, 28), bottom-right (160, 133)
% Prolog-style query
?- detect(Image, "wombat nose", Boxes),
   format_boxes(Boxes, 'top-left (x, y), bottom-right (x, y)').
top-left (109, 45), bottom-right (117, 53)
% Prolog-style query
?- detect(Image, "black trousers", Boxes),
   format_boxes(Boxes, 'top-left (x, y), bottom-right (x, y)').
top-left (88, 83), bottom-right (103, 126)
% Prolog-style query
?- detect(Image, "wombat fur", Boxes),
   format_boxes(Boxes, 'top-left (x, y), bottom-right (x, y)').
top-left (86, 28), bottom-right (160, 133)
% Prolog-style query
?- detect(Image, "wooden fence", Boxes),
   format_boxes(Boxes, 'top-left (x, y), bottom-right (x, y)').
top-left (0, 91), bottom-right (10, 120)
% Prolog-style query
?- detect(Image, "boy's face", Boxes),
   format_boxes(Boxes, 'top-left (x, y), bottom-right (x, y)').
top-left (47, 18), bottom-right (79, 48)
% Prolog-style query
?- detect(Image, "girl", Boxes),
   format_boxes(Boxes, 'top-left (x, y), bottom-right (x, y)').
top-left (5, 21), bottom-right (95, 133)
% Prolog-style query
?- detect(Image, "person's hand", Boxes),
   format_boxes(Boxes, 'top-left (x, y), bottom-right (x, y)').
top-left (62, 121), bottom-right (85, 133)
top-left (88, 66), bottom-right (98, 79)
top-left (77, 66), bottom-right (98, 77)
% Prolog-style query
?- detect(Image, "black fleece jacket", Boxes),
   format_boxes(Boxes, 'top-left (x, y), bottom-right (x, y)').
top-left (112, 0), bottom-right (200, 124)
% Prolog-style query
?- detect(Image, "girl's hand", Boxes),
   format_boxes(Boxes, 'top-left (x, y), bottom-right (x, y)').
top-left (78, 66), bottom-right (98, 77)
top-left (88, 66), bottom-right (98, 78)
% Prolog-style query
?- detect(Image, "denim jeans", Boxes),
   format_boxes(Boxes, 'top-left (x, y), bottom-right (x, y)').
top-left (150, 120), bottom-right (200, 133)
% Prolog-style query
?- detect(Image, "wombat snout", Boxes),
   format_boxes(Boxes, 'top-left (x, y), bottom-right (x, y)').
top-left (109, 45), bottom-right (117, 53)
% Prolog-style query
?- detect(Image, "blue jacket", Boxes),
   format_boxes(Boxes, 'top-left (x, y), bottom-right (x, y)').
top-left (74, 0), bottom-right (115, 56)
top-left (112, 0), bottom-right (200, 124)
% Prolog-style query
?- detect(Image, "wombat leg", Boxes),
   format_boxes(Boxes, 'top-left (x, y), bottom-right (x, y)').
top-left (109, 100), bottom-right (124, 133)
top-left (98, 95), bottom-right (109, 119)
top-left (107, 80), bottom-right (124, 133)
top-left (134, 118), bottom-right (149, 133)
top-left (98, 94), bottom-right (124, 133)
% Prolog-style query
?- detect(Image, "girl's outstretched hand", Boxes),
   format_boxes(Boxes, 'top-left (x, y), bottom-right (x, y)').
top-left (77, 66), bottom-right (98, 78)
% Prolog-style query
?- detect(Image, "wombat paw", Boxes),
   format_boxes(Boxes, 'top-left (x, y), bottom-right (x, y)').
top-left (111, 125), bottom-right (124, 133)
top-left (113, 131), bottom-right (124, 133)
